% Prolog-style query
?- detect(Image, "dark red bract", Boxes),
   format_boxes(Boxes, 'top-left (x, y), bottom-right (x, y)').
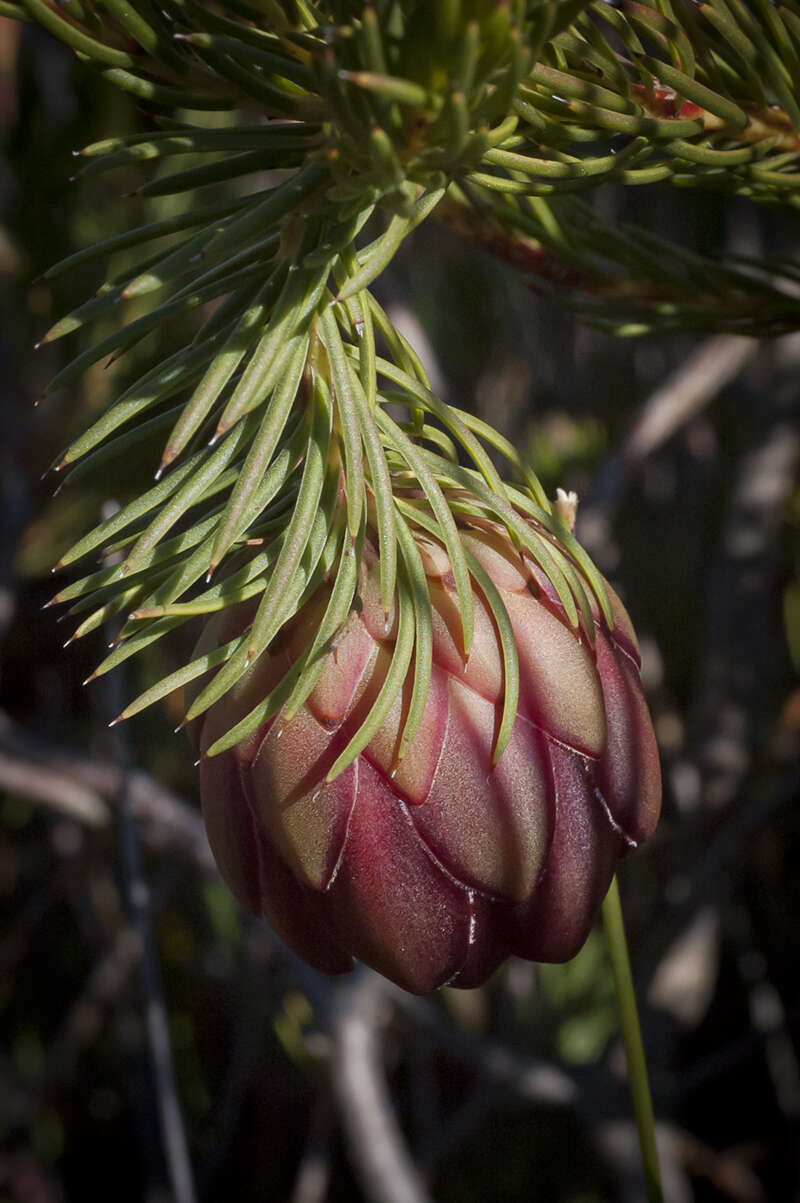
top-left (192, 524), bottom-right (661, 994)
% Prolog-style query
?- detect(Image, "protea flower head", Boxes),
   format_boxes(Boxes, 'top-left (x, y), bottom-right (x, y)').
top-left (190, 507), bottom-right (660, 994)
top-left (46, 282), bottom-right (662, 994)
top-left (28, 0), bottom-right (669, 996)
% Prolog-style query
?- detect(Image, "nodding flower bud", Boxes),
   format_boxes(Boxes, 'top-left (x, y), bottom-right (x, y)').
top-left (191, 520), bottom-right (660, 994)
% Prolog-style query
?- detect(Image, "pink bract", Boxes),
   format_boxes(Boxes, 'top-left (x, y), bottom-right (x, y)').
top-left (192, 524), bottom-right (661, 994)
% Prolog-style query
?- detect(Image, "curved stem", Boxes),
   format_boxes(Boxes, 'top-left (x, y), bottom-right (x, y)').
top-left (602, 874), bottom-right (663, 1203)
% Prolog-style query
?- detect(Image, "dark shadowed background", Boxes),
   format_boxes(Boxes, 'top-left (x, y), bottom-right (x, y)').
top-left (1, 16), bottom-right (799, 1203)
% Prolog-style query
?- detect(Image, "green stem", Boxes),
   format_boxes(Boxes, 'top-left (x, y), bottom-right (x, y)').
top-left (602, 874), bottom-right (663, 1203)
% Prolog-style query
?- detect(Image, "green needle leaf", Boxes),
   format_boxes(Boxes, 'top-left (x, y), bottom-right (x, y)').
top-left (61, 403), bottom-right (186, 488)
top-left (324, 562), bottom-right (415, 785)
top-left (203, 655), bottom-right (305, 758)
top-left (346, 359), bottom-right (396, 616)
top-left (159, 269), bottom-right (287, 473)
top-left (135, 147), bottom-right (305, 198)
top-left (44, 262), bottom-right (264, 397)
top-left (122, 411), bottom-right (262, 574)
top-left (40, 196), bottom-right (254, 281)
top-left (21, 0), bottom-right (138, 67)
top-left (201, 515), bottom-right (342, 756)
top-left (56, 455), bottom-right (201, 570)
top-left (244, 390), bottom-right (334, 663)
top-left (52, 513), bottom-right (222, 607)
top-left (98, 66), bottom-right (236, 111)
top-left (393, 515), bottom-right (433, 760)
top-left (413, 447), bottom-right (582, 630)
top-left (463, 551), bottom-right (519, 764)
top-left (115, 635), bottom-right (242, 724)
top-left (140, 456), bottom-right (300, 614)
top-left (320, 308), bottom-right (365, 539)
top-left (90, 614), bottom-right (188, 681)
top-left (207, 336), bottom-right (309, 575)
top-left (65, 585), bottom-right (150, 644)
top-left (214, 262), bottom-right (329, 440)
top-left (371, 355), bottom-right (511, 501)
top-left (57, 329), bottom-right (232, 469)
top-left (375, 409), bottom-right (474, 658)
top-left (187, 382), bottom-right (333, 723)
top-left (336, 187), bottom-right (445, 303)
top-left (281, 527), bottom-right (363, 724)
top-left (393, 497), bottom-right (520, 764)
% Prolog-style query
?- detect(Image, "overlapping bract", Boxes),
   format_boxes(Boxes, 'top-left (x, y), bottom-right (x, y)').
top-left (8, 0), bottom-right (679, 994)
top-left (192, 520), bottom-right (660, 994)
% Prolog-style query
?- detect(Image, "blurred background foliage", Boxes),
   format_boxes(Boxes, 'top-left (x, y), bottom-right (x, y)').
top-left (1, 13), bottom-right (800, 1203)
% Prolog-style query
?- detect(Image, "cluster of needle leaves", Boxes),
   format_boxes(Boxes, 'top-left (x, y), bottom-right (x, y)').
top-left (9, 0), bottom-right (800, 769)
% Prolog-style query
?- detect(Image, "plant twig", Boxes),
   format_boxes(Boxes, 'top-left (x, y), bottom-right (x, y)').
top-left (603, 876), bottom-right (663, 1203)
top-left (330, 971), bottom-right (431, 1203)
top-left (104, 620), bottom-right (197, 1203)
top-left (290, 1090), bottom-right (334, 1203)
top-left (391, 988), bottom-right (578, 1108)
top-left (578, 334), bottom-right (758, 571)
top-left (0, 708), bottom-right (214, 871)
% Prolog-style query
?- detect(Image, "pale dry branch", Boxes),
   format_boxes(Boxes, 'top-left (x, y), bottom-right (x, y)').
top-left (330, 972), bottom-right (432, 1203)
top-left (0, 709), bottom-right (213, 871)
